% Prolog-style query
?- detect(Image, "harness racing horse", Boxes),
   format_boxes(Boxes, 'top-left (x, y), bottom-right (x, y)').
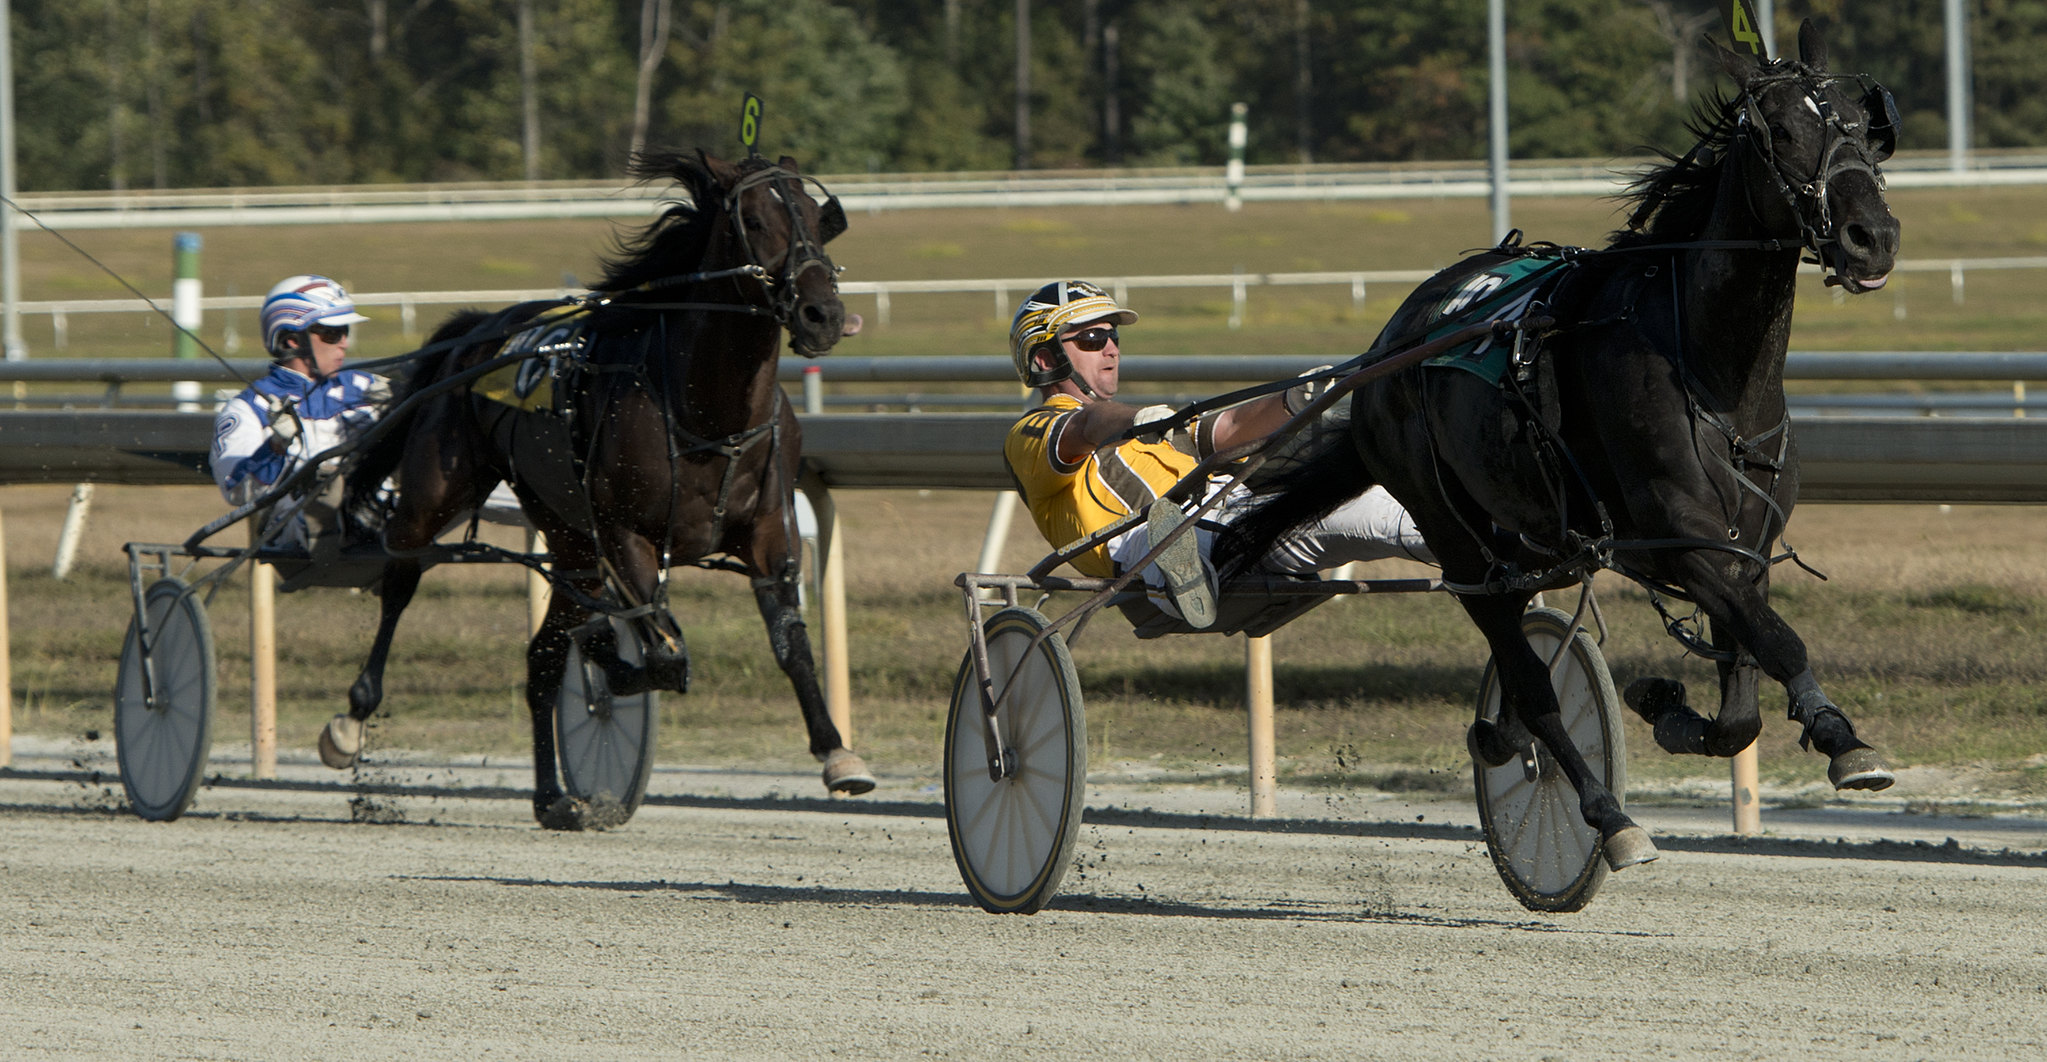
top-left (1217, 22), bottom-right (1900, 869)
top-left (330, 149), bottom-right (871, 824)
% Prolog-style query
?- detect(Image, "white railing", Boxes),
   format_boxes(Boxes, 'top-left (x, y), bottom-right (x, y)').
top-left (11, 256), bottom-right (2047, 351)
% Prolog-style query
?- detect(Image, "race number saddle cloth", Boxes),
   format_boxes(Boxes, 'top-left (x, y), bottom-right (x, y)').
top-left (1416, 253), bottom-right (1572, 387)
top-left (475, 306), bottom-right (597, 414)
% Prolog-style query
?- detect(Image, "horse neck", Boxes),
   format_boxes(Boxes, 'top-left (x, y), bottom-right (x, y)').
top-left (1674, 152), bottom-right (1804, 414)
top-left (663, 286), bottom-right (784, 436)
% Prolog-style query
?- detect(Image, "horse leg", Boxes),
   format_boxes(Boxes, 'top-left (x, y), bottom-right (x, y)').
top-left (1623, 615), bottom-right (1764, 759)
top-left (1670, 554), bottom-right (1893, 791)
top-left (1464, 593), bottom-right (1658, 870)
top-left (319, 558), bottom-right (424, 769)
top-left (753, 571), bottom-right (874, 795)
top-left (524, 588), bottom-right (579, 825)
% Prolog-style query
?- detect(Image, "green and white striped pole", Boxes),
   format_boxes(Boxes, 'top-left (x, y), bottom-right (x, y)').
top-left (171, 232), bottom-right (202, 411)
top-left (1225, 101), bottom-right (1247, 213)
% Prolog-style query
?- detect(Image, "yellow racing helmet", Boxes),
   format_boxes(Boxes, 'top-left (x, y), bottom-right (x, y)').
top-left (1008, 280), bottom-right (1139, 389)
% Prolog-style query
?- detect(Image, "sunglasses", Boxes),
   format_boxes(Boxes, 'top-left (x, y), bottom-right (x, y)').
top-left (1064, 326), bottom-right (1118, 352)
top-left (307, 324), bottom-right (350, 343)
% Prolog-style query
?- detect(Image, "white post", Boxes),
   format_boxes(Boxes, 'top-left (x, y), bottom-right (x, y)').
top-left (1246, 633), bottom-right (1276, 818)
top-left (171, 233), bottom-right (203, 411)
top-left (802, 363), bottom-right (823, 416)
top-left (50, 482), bottom-right (92, 580)
top-left (1945, 0), bottom-right (1970, 174)
top-left (249, 524), bottom-right (276, 780)
top-left (1487, 0), bottom-right (1510, 243)
top-left (1225, 101), bottom-right (1247, 213)
top-left (0, 0), bottom-right (24, 364)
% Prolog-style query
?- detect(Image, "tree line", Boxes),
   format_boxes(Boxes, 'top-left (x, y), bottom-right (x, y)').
top-left (11, 0), bottom-right (2038, 192)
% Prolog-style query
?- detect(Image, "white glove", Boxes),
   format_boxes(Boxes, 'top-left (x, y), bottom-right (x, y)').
top-left (1131, 404), bottom-right (1178, 444)
top-left (263, 394), bottom-right (302, 452)
top-left (362, 374), bottom-right (394, 404)
top-left (1284, 365), bottom-right (1336, 415)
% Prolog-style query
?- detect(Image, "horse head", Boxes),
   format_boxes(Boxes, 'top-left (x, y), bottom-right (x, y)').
top-left (681, 151), bottom-right (850, 358)
top-left (1718, 19), bottom-right (1900, 292)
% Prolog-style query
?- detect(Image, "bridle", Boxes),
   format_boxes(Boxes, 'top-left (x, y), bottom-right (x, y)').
top-left (1730, 66), bottom-right (1898, 283)
top-left (720, 160), bottom-right (843, 343)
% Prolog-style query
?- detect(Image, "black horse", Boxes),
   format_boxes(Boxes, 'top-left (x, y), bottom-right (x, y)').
top-left (1218, 22), bottom-right (1900, 868)
top-left (327, 149), bottom-right (870, 823)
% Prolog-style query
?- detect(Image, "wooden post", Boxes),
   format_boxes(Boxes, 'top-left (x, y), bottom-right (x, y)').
top-left (798, 472), bottom-right (852, 748)
top-left (525, 528), bottom-right (549, 636)
top-left (1246, 633), bottom-right (1276, 818)
top-left (0, 508), bottom-right (12, 768)
top-left (248, 524), bottom-right (276, 780)
top-left (1731, 744), bottom-right (1761, 836)
top-left (821, 502), bottom-right (851, 747)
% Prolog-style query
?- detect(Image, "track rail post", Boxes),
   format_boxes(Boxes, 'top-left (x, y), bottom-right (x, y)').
top-left (1246, 633), bottom-right (1276, 818)
top-left (248, 524), bottom-right (276, 779)
top-left (1732, 744), bottom-right (1761, 836)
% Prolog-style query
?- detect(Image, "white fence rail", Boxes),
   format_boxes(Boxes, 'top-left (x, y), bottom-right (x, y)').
top-left (10, 152), bottom-right (2047, 228)
top-left (10, 258), bottom-right (2047, 352)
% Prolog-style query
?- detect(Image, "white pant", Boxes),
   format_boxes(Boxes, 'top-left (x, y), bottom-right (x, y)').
top-left (1108, 481), bottom-right (1432, 615)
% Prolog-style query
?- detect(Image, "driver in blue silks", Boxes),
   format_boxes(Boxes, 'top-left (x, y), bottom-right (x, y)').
top-left (209, 274), bottom-right (386, 557)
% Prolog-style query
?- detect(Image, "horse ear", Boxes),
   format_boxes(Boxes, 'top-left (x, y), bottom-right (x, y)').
top-left (1712, 41), bottom-right (1760, 87)
top-left (778, 154), bottom-right (802, 173)
top-left (1797, 18), bottom-right (1827, 72)
top-left (817, 196), bottom-right (848, 243)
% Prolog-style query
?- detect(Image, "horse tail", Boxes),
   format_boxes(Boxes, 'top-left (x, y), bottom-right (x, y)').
top-left (343, 309), bottom-right (492, 516)
top-left (1212, 434), bottom-right (1375, 579)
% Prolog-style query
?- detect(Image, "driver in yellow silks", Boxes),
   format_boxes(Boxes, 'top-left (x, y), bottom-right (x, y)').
top-left (1002, 280), bottom-right (1431, 625)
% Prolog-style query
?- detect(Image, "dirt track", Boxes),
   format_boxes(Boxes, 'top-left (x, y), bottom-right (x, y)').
top-left (5, 751), bottom-right (2047, 1061)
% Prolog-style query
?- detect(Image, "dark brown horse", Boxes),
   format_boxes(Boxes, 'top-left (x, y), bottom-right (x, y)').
top-left (328, 150), bottom-right (869, 823)
top-left (1220, 22), bottom-right (1900, 869)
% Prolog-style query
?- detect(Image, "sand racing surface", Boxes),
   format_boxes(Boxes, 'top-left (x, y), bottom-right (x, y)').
top-left (5, 746), bottom-right (2047, 1060)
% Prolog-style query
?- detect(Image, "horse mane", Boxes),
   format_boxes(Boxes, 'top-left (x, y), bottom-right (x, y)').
top-left (1606, 88), bottom-right (1742, 248)
top-left (342, 308), bottom-right (494, 518)
top-left (592, 149), bottom-right (761, 294)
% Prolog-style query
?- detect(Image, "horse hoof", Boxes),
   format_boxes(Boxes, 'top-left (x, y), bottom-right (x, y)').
top-left (539, 795), bottom-right (590, 831)
top-left (1466, 721), bottom-right (1519, 769)
top-left (822, 749), bottom-right (876, 796)
top-left (1602, 826), bottom-right (1660, 871)
top-left (1829, 747), bottom-right (1895, 791)
top-left (318, 714), bottom-right (364, 770)
top-left (1622, 677), bottom-right (1688, 725)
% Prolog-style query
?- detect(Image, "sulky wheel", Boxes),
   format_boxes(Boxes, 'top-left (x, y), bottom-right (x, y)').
top-left (556, 617), bottom-right (660, 818)
top-left (1471, 606), bottom-right (1626, 914)
top-left (114, 577), bottom-right (217, 822)
top-left (945, 607), bottom-right (1088, 915)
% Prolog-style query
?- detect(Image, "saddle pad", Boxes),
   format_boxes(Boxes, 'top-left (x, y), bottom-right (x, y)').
top-left (476, 306), bottom-right (594, 413)
top-left (1421, 256), bottom-right (1570, 387)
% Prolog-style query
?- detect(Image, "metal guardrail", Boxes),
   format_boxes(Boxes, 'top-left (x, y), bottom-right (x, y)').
top-left (3, 352), bottom-right (2044, 389)
top-left (2, 410), bottom-right (2045, 504)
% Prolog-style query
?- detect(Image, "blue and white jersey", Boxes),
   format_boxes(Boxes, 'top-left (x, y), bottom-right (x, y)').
top-left (210, 363), bottom-right (385, 506)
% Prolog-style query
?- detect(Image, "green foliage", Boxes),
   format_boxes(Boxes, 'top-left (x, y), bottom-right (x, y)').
top-left (5, 0), bottom-right (2044, 189)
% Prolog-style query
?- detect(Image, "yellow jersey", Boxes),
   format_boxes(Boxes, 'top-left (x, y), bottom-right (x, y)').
top-left (1004, 394), bottom-right (1197, 577)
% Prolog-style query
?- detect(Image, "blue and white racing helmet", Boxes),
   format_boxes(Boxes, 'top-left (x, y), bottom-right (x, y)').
top-left (261, 274), bottom-right (370, 356)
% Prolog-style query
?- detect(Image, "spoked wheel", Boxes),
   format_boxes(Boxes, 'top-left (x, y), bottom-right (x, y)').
top-left (556, 617), bottom-right (660, 817)
top-left (1471, 606), bottom-right (1626, 913)
top-left (114, 577), bottom-right (216, 822)
top-left (945, 607), bottom-right (1088, 915)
